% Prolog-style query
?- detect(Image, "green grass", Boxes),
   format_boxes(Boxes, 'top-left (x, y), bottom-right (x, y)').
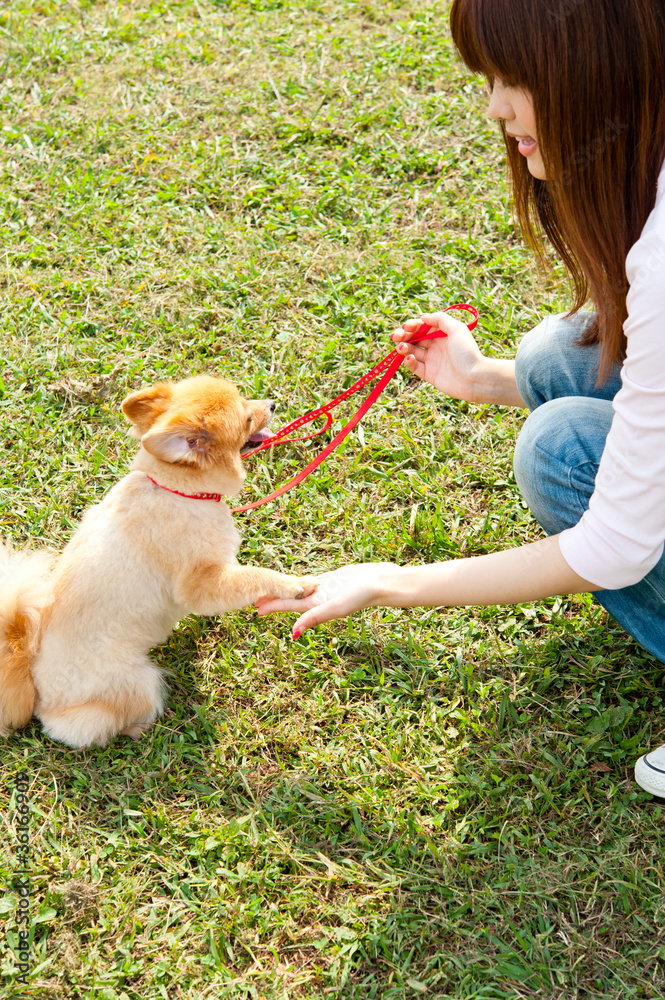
top-left (1, 1), bottom-right (664, 998)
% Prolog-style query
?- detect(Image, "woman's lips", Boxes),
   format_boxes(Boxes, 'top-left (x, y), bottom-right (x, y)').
top-left (517, 136), bottom-right (537, 156)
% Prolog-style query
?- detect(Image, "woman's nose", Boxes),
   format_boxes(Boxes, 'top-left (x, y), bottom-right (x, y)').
top-left (487, 81), bottom-right (513, 122)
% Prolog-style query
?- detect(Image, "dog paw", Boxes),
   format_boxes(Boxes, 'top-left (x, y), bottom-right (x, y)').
top-left (294, 575), bottom-right (318, 599)
top-left (120, 722), bottom-right (152, 740)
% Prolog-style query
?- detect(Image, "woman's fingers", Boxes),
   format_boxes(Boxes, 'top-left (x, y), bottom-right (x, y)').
top-left (396, 341), bottom-right (429, 361)
top-left (392, 320), bottom-right (430, 344)
top-left (393, 310), bottom-right (469, 341)
top-left (256, 589), bottom-right (353, 635)
top-left (402, 354), bottom-right (426, 379)
top-left (254, 590), bottom-right (324, 616)
top-left (290, 595), bottom-right (358, 638)
top-left (420, 310), bottom-right (467, 332)
top-left (392, 329), bottom-right (438, 381)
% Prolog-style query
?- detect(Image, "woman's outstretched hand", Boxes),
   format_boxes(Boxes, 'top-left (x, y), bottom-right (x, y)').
top-left (255, 542), bottom-right (597, 640)
top-left (254, 563), bottom-right (398, 639)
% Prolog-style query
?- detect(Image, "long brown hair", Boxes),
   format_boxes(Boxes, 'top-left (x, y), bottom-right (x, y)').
top-left (450, 0), bottom-right (665, 379)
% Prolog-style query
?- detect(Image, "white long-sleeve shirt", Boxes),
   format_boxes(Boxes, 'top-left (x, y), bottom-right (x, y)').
top-left (559, 159), bottom-right (665, 589)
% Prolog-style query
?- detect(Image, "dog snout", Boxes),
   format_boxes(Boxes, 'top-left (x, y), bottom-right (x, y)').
top-left (263, 399), bottom-right (276, 415)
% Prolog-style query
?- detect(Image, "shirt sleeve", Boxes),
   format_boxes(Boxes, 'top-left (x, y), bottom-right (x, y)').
top-left (558, 231), bottom-right (665, 589)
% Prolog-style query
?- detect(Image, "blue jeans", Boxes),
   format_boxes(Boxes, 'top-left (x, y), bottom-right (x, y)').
top-left (513, 312), bottom-right (665, 663)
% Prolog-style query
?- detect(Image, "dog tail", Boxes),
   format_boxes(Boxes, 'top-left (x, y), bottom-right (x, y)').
top-left (0, 541), bottom-right (54, 734)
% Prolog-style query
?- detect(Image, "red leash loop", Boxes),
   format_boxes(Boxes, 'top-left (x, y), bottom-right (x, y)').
top-left (232, 304), bottom-right (478, 514)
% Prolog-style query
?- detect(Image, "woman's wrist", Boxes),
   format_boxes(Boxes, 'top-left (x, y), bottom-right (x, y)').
top-left (371, 565), bottom-right (421, 608)
top-left (468, 357), bottom-right (525, 406)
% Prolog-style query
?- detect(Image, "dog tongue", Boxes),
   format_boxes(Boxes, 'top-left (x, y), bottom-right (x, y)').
top-left (248, 427), bottom-right (274, 443)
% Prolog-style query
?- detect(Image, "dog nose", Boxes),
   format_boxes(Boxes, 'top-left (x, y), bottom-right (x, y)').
top-left (265, 399), bottom-right (276, 414)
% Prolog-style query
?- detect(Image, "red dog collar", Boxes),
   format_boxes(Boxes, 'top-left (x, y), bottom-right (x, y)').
top-left (145, 475), bottom-right (222, 502)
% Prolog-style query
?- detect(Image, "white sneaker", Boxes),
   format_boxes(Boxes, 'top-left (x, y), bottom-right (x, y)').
top-left (634, 745), bottom-right (665, 797)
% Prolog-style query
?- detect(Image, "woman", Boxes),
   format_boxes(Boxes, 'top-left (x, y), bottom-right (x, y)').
top-left (256, 0), bottom-right (665, 797)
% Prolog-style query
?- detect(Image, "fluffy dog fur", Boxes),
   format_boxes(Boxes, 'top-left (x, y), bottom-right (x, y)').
top-left (0, 375), bottom-right (315, 748)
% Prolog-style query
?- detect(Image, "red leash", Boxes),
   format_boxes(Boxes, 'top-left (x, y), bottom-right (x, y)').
top-left (231, 304), bottom-right (478, 514)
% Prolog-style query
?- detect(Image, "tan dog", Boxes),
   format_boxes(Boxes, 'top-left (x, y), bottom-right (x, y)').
top-left (0, 375), bottom-right (315, 748)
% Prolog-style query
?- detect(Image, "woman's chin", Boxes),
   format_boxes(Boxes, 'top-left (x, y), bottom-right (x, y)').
top-left (526, 156), bottom-right (547, 181)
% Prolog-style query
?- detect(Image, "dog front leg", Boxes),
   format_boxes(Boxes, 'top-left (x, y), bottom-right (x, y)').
top-left (175, 563), bottom-right (317, 616)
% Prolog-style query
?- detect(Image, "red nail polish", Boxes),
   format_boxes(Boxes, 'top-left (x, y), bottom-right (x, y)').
top-left (292, 627), bottom-right (303, 640)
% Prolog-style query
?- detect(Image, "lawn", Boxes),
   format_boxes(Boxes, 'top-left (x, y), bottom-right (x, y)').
top-left (0, 1), bottom-right (663, 998)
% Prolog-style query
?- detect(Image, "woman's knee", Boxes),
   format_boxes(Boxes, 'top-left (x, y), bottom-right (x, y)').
top-left (513, 396), bottom-right (612, 535)
top-left (515, 311), bottom-right (599, 411)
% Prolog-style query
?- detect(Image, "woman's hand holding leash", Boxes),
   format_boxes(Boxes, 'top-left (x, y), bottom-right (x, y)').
top-left (393, 311), bottom-right (525, 407)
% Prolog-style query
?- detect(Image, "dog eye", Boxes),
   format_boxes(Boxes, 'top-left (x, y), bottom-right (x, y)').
top-left (246, 415), bottom-right (252, 424)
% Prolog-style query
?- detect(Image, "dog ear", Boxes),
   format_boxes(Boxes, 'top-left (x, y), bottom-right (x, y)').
top-left (121, 384), bottom-right (174, 436)
top-left (140, 422), bottom-right (213, 468)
